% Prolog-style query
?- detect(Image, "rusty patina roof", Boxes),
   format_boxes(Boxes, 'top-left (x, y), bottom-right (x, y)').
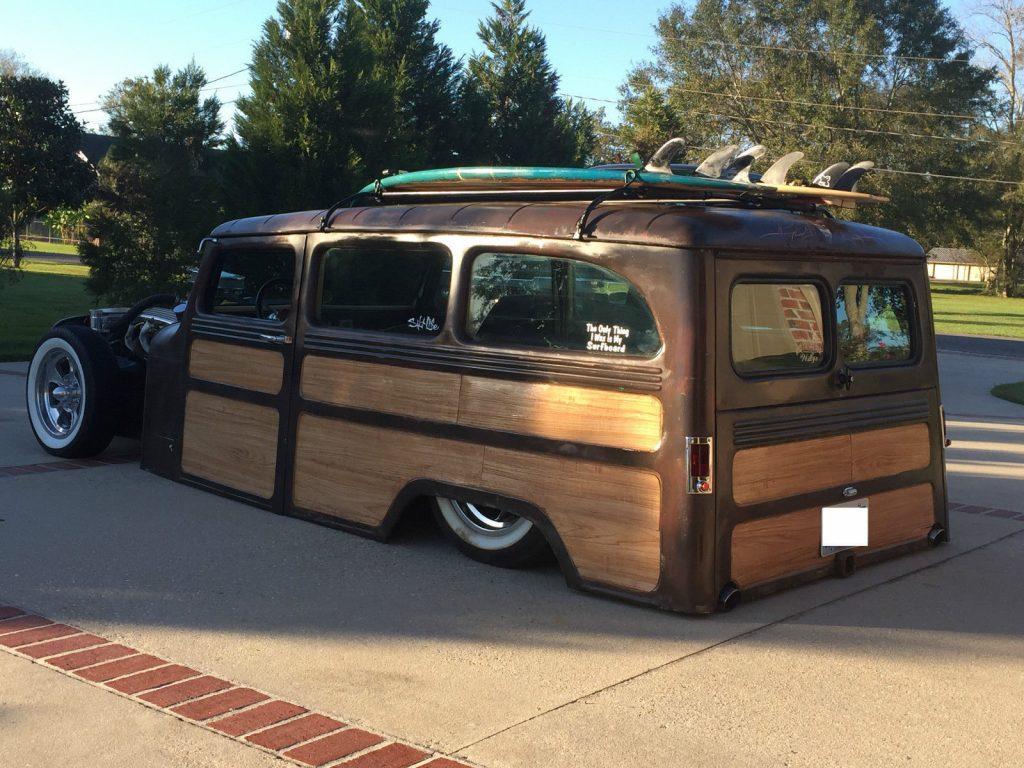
top-left (209, 202), bottom-right (924, 258)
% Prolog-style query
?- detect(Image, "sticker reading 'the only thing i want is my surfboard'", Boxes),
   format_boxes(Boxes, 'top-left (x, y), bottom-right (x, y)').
top-left (586, 323), bottom-right (631, 354)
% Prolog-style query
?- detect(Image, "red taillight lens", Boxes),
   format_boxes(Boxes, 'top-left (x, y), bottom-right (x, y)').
top-left (690, 442), bottom-right (710, 478)
top-left (686, 437), bottom-right (713, 494)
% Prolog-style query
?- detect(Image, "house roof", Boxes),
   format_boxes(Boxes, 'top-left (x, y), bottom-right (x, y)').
top-left (79, 132), bottom-right (115, 166)
top-left (927, 247), bottom-right (984, 266)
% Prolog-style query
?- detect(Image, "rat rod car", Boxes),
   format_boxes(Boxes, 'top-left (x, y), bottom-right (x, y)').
top-left (26, 147), bottom-right (950, 613)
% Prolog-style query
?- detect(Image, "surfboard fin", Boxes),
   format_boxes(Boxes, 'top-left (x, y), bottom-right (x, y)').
top-left (726, 145), bottom-right (767, 183)
top-left (831, 161), bottom-right (874, 192)
top-left (760, 151), bottom-right (804, 186)
top-left (812, 162), bottom-right (852, 190)
top-left (695, 144), bottom-right (740, 178)
top-left (644, 138), bottom-right (686, 174)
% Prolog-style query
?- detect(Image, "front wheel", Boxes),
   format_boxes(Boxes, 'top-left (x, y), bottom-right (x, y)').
top-left (433, 497), bottom-right (550, 568)
top-left (26, 326), bottom-right (118, 458)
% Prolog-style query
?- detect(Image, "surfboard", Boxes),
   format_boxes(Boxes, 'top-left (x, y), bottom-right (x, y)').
top-left (356, 165), bottom-right (886, 208)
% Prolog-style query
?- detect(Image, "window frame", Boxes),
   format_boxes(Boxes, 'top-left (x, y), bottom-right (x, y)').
top-left (196, 244), bottom-right (299, 327)
top-left (728, 276), bottom-right (835, 379)
top-left (458, 248), bottom-right (664, 360)
top-left (834, 278), bottom-right (920, 370)
top-left (304, 240), bottom-right (454, 340)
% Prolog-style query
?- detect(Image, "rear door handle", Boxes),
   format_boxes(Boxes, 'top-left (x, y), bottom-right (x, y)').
top-left (259, 333), bottom-right (292, 344)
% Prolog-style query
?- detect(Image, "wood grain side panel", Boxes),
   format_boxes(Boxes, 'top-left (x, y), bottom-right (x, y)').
top-left (292, 414), bottom-right (483, 526)
top-left (189, 339), bottom-right (283, 395)
top-left (181, 391), bottom-right (279, 499)
top-left (732, 434), bottom-right (853, 507)
top-left (301, 357), bottom-right (461, 423)
top-left (291, 415), bottom-right (663, 591)
top-left (867, 483), bottom-right (936, 550)
top-left (480, 448), bottom-right (663, 591)
top-left (852, 423), bottom-right (931, 482)
top-left (730, 482), bottom-right (935, 588)
top-left (457, 377), bottom-right (664, 452)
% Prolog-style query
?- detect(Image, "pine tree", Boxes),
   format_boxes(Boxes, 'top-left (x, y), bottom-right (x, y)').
top-left (461, 0), bottom-right (595, 165)
top-left (230, 0), bottom-right (368, 214)
top-left (355, 0), bottom-right (462, 172)
top-left (80, 64), bottom-right (223, 301)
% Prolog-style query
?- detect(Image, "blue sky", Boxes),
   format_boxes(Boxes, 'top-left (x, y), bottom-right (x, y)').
top-left (3, 0), bottom-right (980, 134)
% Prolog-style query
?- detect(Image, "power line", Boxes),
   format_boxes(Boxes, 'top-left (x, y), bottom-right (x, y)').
top-left (668, 86), bottom-right (984, 123)
top-left (72, 72), bottom-right (251, 115)
top-left (694, 109), bottom-right (1017, 146)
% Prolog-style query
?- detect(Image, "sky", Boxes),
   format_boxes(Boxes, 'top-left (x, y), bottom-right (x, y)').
top-left (1, 0), bottom-right (980, 135)
top-left (1, 0), bottom-right (664, 133)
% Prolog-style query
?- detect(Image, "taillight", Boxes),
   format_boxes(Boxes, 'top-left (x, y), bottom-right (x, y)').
top-left (686, 437), bottom-right (713, 494)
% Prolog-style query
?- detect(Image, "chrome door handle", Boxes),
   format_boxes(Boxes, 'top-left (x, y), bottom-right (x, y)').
top-left (258, 333), bottom-right (292, 344)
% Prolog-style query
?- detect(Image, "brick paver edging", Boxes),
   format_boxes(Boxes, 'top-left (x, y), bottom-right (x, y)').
top-left (0, 456), bottom-right (135, 479)
top-left (0, 605), bottom-right (478, 768)
top-left (948, 501), bottom-right (1024, 523)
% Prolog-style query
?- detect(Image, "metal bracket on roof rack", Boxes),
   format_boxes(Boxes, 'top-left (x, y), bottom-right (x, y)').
top-left (319, 181), bottom-right (384, 231)
top-left (573, 169), bottom-right (640, 241)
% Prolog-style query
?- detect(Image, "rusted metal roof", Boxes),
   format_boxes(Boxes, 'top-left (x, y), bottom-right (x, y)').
top-left (209, 202), bottom-right (924, 258)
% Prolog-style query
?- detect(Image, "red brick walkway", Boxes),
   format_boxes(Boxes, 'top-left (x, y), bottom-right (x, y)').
top-left (0, 605), bottom-right (477, 768)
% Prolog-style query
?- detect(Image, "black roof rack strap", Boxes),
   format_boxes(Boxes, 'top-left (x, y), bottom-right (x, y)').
top-left (319, 180), bottom-right (384, 231)
top-left (573, 170), bottom-right (640, 241)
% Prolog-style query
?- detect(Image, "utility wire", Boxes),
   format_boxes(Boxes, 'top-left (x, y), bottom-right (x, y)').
top-left (668, 86), bottom-right (984, 122)
top-left (565, 93), bottom-right (1016, 147)
top-left (71, 68), bottom-right (251, 113)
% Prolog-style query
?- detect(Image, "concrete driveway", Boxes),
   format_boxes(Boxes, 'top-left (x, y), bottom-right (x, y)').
top-left (1, 352), bottom-right (1022, 768)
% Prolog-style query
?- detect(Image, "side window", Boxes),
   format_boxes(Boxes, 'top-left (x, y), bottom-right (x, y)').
top-left (836, 283), bottom-right (913, 365)
top-left (202, 247), bottom-right (295, 322)
top-left (466, 252), bottom-right (661, 356)
top-left (314, 245), bottom-right (451, 335)
top-left (731, 282), bottom-right (826, 375)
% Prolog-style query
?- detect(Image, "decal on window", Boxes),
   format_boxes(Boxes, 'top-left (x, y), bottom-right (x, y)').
top-left (586, 322), bottom-right (631, 354)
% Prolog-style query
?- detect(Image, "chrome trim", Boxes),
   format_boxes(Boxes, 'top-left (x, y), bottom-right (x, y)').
top-left (685, 436), bottom-right (714, 495)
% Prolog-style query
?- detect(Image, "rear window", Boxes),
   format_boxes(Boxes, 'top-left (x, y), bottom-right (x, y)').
top-left (466, 252), bottom-right (661, 356)
top-left (836, 283), bottom-right (913, 365)
top-left (731, 282), bottom-right (826, 374)
top-left (314, 245), bottom-right (451, 335)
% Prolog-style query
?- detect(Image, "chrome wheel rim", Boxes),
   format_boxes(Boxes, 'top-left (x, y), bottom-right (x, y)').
top-left (447, 499), bottom-right (532, 536)
top-left (33, 348), bottom-right (84, 440)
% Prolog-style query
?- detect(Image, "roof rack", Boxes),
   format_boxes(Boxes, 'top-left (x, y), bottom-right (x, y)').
top-left (319, 140), bottom-right (887, 230)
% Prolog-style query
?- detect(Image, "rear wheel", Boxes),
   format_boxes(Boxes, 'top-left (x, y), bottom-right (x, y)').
top-left (433, 497), bottom-right (549, 568)
top-left (26, 327), bottom-right (118, 458)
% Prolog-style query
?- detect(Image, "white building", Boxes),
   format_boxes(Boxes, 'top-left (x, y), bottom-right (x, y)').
top-left (926, 248), bottom-right (995, 283)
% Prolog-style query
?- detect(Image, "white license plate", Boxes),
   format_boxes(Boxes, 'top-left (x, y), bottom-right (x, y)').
top-left (821, 499), bottom-right (869, 557)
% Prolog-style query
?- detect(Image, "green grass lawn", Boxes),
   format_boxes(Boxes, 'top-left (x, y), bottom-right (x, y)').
top-left (930, 282), bottom-right (1024, 339)
top-left (1, 239), bottom-right (81, 257)
top-left (991, 381), bottom-right (1024, 406)
top-left (0, 260), bottom-right (93, 362)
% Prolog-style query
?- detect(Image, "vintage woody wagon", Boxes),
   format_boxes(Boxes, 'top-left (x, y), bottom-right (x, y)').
top-left (26, 149), bottom-right (950, 613)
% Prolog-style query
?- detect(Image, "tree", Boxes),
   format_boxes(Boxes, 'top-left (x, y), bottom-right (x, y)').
top-left (0, 75), bottom-right (92, 270)
top-left (0, 49), bottom-right (37, 78)
top-left (356, 0), bottom-right (463, 171)
top-left (972, 0), bottom-right (1024, 295)
top-left (229, 0), bottom-right (370, 215)
top-left (460, 0), bottom-right (596, 165)
top-left (80, 64), bottom-right (223, 302)
top-left (616, 0), bottom-right (994, 250)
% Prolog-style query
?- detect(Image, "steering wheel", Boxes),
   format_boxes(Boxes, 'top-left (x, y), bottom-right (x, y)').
top-left (255, 277), bottom-right (292, 321)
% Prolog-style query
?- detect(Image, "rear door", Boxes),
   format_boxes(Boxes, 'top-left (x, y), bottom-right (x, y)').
top-left (178, 236), bottom-right (305, 510)
top-left (714, 254), bottom-right (947, 593)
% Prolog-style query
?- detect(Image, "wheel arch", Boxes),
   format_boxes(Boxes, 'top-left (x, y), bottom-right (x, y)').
top-left (380, 479), bottom-right (584, 587)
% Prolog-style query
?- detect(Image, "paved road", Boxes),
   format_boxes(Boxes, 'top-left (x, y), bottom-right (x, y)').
top-left (937, 332), bottom-right (1024, 360)
top-left (0, 354), bottom-right (1022, 768)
